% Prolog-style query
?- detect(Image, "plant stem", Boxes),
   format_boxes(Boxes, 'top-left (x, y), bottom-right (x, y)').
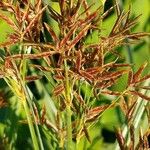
top-left (70, 0), bottom-right (74, 9)
top-left (64, 60), bottom-right (73, 150)
top-left (23, 100), bottom-right (39, 150)
top-left (114, 1), bottom-right (149, 149)
top-left (114, 80), bottom-right (150, 150)
top-left (66, 105), bottom-right (73, 150)
top-left (15, 45), bottom-right (44, 150)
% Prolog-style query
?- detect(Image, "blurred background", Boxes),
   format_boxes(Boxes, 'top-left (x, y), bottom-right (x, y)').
top-left (0, 0), bottom-right (149, 149)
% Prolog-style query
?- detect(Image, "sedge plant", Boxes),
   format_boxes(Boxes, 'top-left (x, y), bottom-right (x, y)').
top-left (0, 0), bottom-right (150, 149)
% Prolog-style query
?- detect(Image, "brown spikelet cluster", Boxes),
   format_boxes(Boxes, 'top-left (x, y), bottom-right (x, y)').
top-left (0, 0), bottom-right (149, 149)
top-left (115, 125), bottom-right (150, 150)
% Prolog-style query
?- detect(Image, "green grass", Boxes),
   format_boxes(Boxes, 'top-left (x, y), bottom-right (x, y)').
top-left (0, 0), bottom-right (149, 149)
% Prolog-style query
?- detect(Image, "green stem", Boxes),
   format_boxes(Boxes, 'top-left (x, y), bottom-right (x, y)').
top-left (25, 86), bottom-right (44, 150)
top-left (113, 1), bottom-right (149, 149)
top-left (13, 45), bottom-right (44, 150)
top-left (23, 100), bottom-right (39, 150)
top-left (66, 105), bottom-right (73, 150)
top-left (64, 60), bottom-right (73, 150)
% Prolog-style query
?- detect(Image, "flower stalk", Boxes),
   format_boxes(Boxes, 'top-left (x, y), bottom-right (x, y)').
top-left (0, 0), bottom-right (149, 149)
top-left (64, 59), bottom-right (73, 150)
top-left (23, 100), bottom-right (39, 150)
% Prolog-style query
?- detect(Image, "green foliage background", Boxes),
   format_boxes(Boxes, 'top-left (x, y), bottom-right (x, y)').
top-left (0, 0), bottom-right (149, 149)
